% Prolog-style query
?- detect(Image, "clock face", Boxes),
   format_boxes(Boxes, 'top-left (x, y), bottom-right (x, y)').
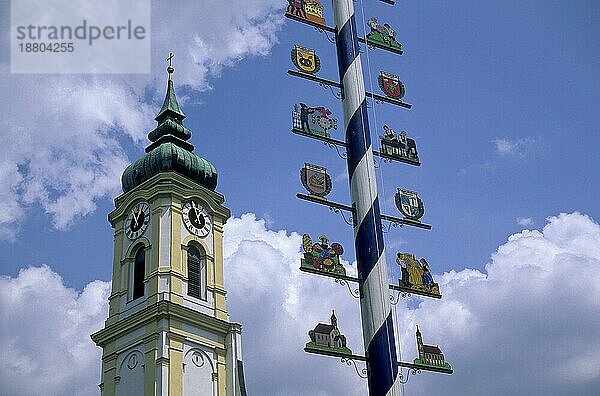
top-left (125, 201), bottom-right (150, 240)
top-left (182, 200), bottom-right (212, 238)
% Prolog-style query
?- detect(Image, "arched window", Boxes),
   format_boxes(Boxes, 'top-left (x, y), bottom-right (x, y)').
top-left (132, 247), bottom-right (145, 300)
top-left (187, 245), bottom-right (206, 300)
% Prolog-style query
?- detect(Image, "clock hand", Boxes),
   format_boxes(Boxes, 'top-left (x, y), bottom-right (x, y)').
top-left (190, 201), bottom-right (201, 222)
top-left (132, 208), bottom-right (140, 228)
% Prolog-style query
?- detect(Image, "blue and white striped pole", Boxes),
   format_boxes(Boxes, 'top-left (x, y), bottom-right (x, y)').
top-left (331, 1), bottom-right (400, 394)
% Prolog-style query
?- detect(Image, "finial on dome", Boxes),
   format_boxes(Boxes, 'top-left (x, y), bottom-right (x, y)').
top-left (167, 52), bottom-right (175, 80)
top-left (155, 52), bottom-right (185, 124)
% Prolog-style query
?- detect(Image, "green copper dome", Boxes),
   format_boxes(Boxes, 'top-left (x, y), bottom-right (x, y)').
top-left (121, 65), bottom-right (217, 193)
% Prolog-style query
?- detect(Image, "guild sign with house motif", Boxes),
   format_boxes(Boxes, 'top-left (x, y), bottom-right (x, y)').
top-left (301, 163), bottom-right (332, 199)
top-left (378, 71), bottom-right (405, 99)
top-left (306, 311), bottom-right (352, 355)
top-left (301, 233), bottom-right (346, 276)
top-left (395, 188), bottom-right (424, 221)
top-left (292, 103), bottom-right (338, 138)
top-left (414, 326), bottom-right (452, 371)
top-left (396, 253), bottom-right (440, 296)
top-left (285, 0), bottom-right (326, 27)
top-left (291, 45), bottom-right (321, 75)
top-left (365, 17), bottom-right (402, 52)
top-left (379, 124), bottom-right (419, 164)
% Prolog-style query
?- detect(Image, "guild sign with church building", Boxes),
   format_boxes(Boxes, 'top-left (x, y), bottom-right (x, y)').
top-left (91, 54), bottom-right (247, 396)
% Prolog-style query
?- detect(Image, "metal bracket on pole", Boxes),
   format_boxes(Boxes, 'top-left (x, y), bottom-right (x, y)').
top-left (296, 193), bottom-right (432, 230)
top-left (335, 278), bottom-right (361, 298)
top-left (341, 357), bottom-right (368, 379)
top-left (287, 70), bottom-right (412, 109)
top-left (398, 367), bottom-right (421, 384)
top-left (291, 129), bottom-right (421, 167)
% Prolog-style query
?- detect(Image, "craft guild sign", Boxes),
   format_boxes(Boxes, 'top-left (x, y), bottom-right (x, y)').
top-left (396, 253), bottom-right (440, 296)
top-left (378, 70), bottom-right (405, 99)
top-left (301, 163), bottom-right (332, 199)
top-left (292, 45), bottom-right (321, 75)
top-left (366, 17), bottom-right (402, 52)
top-left (306, 311), bottom-right (352, 355)
top-left (285, 0), bottom-right (326, 26)
top-left (413, 326), bottom-right (452, 371)
top-left (301, 233), bottom-right (346, 276)
top-left (379, 124), bottom-right (419, 163)
top-left (395, 188), bottom-right (424, 220)
top-left (292, 103), bottom-right (338, 137)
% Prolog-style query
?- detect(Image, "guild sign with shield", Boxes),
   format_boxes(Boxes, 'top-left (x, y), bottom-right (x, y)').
top-left (301, 163), bottom-right (332, 199)
top-left (395, 188), bottom-right (424, 220)
top-left (365, 17), bottom-right (402, 52)
top-left (292, 103), bottom-right (338, 138)
top-left (292, 45), bottom-right (321, 75)
top-left (285, 0), bottom-right (326, 27)
top-left (378, 71), bottom-right (405, 99)
top-left (301, 233), bottom-right (346, 276)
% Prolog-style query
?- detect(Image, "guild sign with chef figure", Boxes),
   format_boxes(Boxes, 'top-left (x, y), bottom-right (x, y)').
top-left (378, 71), bottom-right (405, 99)
top-left (396, 253), bottom-right (440, 296)
top-left (301, 163), bottom-right (332, 199)
top-left (379, 124), bottom-right (419, 164)
top-left (285, 0), bottom-right (326, 27)
top-left (395, 188), bottom-right (424, 221)
top-left (301, 233), bottom-right (346, 276)
top-left (365, 17), bottom-right (402, 52)
top-left (292, 103), bottom-right (338, 138)
top-left (291, 45), bottom-right (321, 75)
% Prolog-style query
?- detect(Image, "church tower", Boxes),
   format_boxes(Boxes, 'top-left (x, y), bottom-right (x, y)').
top-left (416, 325), bottom-right (424, 360)
top-left (91, 55), bottom-right (246, 396)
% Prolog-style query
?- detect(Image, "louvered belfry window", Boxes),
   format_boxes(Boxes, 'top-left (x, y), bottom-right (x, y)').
top-left (133, 248), bottom-right (145, 300)
top-left (187, 245), bottom-right (206, 300)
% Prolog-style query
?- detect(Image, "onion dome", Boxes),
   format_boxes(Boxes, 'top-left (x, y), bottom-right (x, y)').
top-left (121, 54), bottom-right (217, 193)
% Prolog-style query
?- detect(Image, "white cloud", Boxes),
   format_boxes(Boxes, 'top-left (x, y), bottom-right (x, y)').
top-left (3, 212), bottom-right (599, 395)
top-left (0, 265), bottom-right (110, 396)
top-left (223, 213), bottom-right (365, 395)
top-left (402, 212), bottom-right (600, 396)
top-left (492, 137), bottom-right (535, 157)
top-left (517, 216), bottom-right (534, 227)
top-left (461, 137), bottom-right (536, 174)
top-left (0, 0), bottom-right (284, 240)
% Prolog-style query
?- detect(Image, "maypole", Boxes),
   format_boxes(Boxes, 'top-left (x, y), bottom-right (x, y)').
top-left (331, 0), bottom-right (399, 394)
top-left (284, 0), bottom-right (453, 394)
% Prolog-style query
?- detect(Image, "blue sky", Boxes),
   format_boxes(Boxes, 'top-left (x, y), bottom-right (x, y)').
top-left (1, 1), bottom-right (600, 395)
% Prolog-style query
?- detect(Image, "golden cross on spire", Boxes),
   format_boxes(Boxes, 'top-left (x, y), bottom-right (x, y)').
top-left (167, 52), bottom-right (174, 80)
